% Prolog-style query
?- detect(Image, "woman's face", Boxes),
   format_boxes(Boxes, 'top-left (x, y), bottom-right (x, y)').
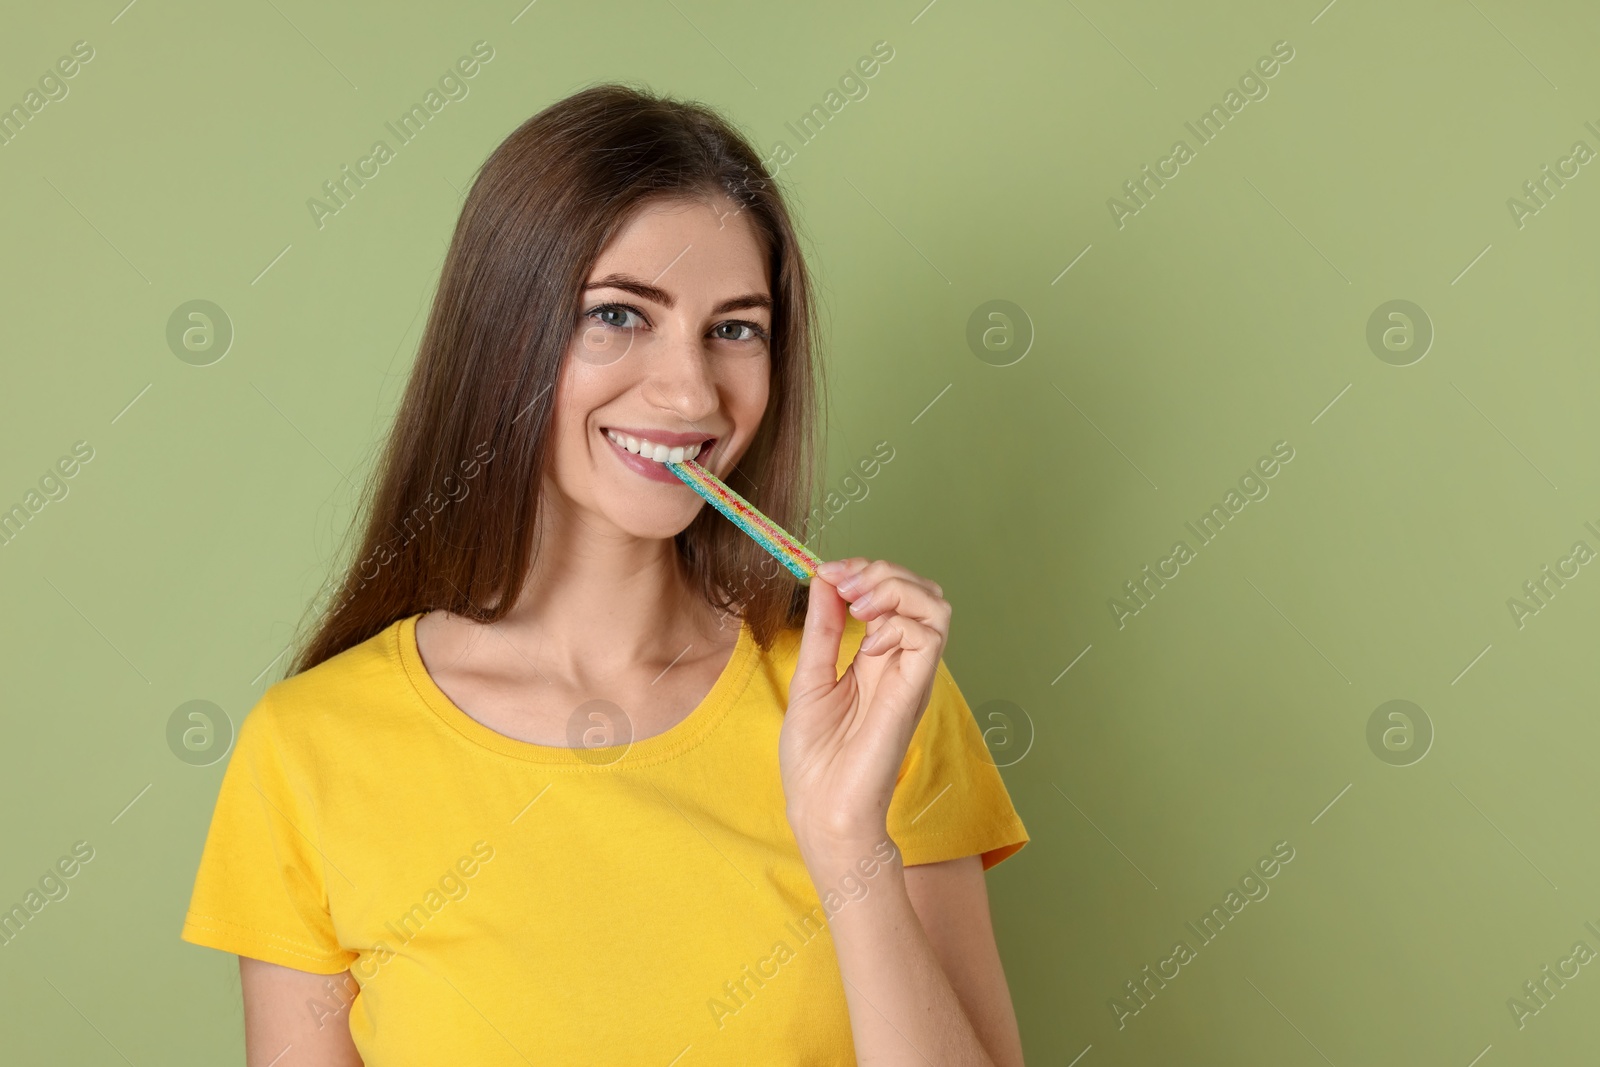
top-left (545, 192), bottom-right (773, 542)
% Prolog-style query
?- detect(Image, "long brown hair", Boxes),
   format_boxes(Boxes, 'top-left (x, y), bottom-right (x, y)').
top-left (288, 82), bottom-right (821, 677)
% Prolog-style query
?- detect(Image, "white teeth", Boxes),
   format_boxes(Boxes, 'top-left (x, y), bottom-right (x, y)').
top-left (605, 431), bottom-right (707, 464)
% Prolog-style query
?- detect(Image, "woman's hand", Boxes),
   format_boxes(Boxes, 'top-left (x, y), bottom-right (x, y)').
top-left (779, 557), bottom-right (952, 860)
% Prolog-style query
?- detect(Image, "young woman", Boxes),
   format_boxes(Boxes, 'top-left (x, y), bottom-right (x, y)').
top-left (182, 83), bottom-right (1029, 1066)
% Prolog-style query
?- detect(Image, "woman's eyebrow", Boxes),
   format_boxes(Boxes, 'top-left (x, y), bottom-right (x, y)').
top-left (583, 273), bottom-right (771, 315)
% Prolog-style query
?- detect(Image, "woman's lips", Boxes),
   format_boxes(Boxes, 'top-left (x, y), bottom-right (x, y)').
top-left (602, 431), bottom-right (713, 484)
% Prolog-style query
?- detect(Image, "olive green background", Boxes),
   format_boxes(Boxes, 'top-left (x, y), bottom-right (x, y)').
top-left (3, 0), bottom-right (1598, 1063)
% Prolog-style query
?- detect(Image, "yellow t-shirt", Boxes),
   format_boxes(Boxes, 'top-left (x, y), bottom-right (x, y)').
top-left (181, 612), bottom-right (1028, 1065)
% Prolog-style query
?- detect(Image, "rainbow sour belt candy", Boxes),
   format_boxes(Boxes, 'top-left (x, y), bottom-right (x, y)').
top-left (666, 458), bottom-right (824, 581)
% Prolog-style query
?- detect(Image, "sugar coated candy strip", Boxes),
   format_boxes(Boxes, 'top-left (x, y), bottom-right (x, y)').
top-left (666, 458), bottom-right (823, 581)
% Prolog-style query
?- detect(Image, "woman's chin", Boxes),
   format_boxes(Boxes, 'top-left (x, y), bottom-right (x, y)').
top-left (600, 503), bottom-right (702, 543)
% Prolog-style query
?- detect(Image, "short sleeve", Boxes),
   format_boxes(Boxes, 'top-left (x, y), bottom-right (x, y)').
top-left (180, 690), bottom-right (356, 974)
top-left (887, 658), bottom-right (1029, 871)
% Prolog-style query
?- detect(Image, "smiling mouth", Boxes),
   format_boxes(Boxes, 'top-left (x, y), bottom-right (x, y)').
top-left (603, 429), bottom-right (714, 465)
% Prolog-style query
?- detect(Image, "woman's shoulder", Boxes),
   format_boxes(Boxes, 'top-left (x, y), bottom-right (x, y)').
top-left (246, 614), bottom-right (416, 743)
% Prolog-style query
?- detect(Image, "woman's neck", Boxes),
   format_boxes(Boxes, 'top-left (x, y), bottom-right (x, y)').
top-left (491, 494), bottom-right (727, 679)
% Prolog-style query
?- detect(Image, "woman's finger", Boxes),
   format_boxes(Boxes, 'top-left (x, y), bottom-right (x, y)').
top-left (858, 615), bottom-right (943, 691)
top-left (828, 558), bottom-right (943, 601)
top-left (791, 570), bottom-right (849, 702)
top-left (848, 577), bottom-right (952, 638)
top-left (815, 557), bottom-right (870, 586)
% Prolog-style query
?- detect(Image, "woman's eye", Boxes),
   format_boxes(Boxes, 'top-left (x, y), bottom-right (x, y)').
top-left (713, 321), bottom-right (768, 342)
top-left (588, 304), bottom-right (643, 330)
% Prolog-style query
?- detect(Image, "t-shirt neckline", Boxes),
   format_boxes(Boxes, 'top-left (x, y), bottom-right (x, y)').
top-left (395, 612), bottom-right (759, 768)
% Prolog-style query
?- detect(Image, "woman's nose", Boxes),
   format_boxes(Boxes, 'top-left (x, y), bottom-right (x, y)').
top-left (645, 334), bottom-right (719, 424)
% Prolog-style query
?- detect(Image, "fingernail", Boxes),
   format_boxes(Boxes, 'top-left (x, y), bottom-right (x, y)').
top-left (849, 591), bottom-right (874, 617)
top-left (817, 560), bottom-right (846, 578)
top-left (859, 628), bottom-right (883, 653)
top-left (837, 574), bottom-right (862, 597)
